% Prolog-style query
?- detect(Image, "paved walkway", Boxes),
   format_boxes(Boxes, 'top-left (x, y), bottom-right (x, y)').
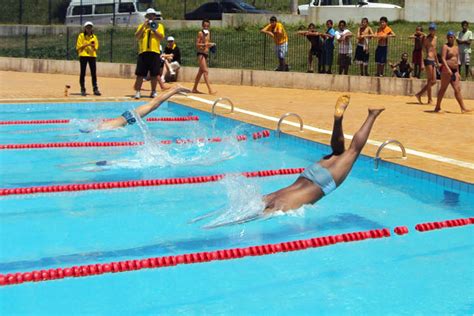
top-left (1, 70), bottom-right (473, 183)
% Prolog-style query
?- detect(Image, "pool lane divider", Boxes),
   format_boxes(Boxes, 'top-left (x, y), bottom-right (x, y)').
top-left (0, 116), bottom-right (200, 125)
top-left (0, 167), bottom-right (305, 197)
top-left (0, 130), bottom-right (270, 150)
top-left (0, 228), bottom-right (392, 287)
top-left (1, 219), bottom-right (472, 287)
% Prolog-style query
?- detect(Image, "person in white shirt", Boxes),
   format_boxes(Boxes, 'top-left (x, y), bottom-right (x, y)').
top-left (456, 20), bottom-right (473, 79)
top-left (335, 20), bottom-right (353, 75)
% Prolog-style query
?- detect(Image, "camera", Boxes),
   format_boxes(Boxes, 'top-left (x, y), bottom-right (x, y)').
top-left (148, 20), bottom-right (158, 31)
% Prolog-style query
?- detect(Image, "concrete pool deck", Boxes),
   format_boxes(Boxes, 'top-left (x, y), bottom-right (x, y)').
top-left (0, 70), bottom-right (473, 183)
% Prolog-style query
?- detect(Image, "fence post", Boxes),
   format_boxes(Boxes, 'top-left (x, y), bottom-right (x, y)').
top-left (263, 34), bottom-right (266, 70)
top-left (110, 28), bottom-right (114, 62)
top-left (80, 0), bottom-right (83, 26)
top-left (48, 0), bottom-right (52, 25)
top-left (112, 0), bottom-right (116, 26)
top-left (24, 26), bottom-right (28, 58)
top-left (19, 0), bottom-right (23, 24)
top-left (184, 0), bottom-right (187, 19)
top-left (66, 27), bottom-right (70, 60)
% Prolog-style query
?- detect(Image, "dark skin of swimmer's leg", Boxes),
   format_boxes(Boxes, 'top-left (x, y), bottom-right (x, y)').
top-left (263, 108), bottom-right (384, 213)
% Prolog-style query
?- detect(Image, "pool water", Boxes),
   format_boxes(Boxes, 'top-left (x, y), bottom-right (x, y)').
top-left (0, 101), bottom-right (473, 315)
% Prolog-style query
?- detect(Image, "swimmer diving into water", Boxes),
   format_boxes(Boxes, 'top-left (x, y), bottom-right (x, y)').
top-left (86, 85), bottom-right (190, 131)
top-left (201, 95), bottom-right (385, 228)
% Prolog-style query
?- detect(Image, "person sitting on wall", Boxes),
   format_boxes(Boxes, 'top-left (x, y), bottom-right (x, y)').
top-left (161, 36), bottom-right (181, 83)
top-left (389, 53), bottom-right (413, 78)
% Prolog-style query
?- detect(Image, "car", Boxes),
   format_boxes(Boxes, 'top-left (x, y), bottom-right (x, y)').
top-left (185, 0), bottom-right (269, 20)
top-left (65, 0), bottom-right (162, 26)
top-left (298, 0), bottom-right (402, 16)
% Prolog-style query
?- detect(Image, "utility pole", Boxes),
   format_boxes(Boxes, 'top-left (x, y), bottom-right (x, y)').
top-left (290, 0), bottom-right (298, 15)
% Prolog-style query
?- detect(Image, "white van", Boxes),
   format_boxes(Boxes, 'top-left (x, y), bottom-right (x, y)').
top-left (298, 0), bottom-right (401, 16)
top-left (65, 0), bottom-right (163, 26)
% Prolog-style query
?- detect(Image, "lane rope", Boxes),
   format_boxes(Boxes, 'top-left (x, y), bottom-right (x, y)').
top-left (0, 228), bottom-right (392, 286)
top-left (0, 116), bottom-right (200, 125)
top-left (0, 167), bottom-right (305, 197)
top-left (0, 130), bottom-right (270, 150)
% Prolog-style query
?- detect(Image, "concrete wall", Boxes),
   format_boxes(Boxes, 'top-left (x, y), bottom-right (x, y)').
top-left (307, 7), bottom-right (402, 24)
top-left (221, 13), bottom-right (306, 27)
top-left (404, 0), bottom-right (474, 22)
top-left (1, 57), bottom-right (473, 100)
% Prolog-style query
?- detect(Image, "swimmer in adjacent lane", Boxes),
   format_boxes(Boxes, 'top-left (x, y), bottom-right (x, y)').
top-left (81, 85), bottom-right (190, 132)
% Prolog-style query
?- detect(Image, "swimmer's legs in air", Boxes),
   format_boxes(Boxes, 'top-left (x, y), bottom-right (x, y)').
top-left (98, 85), bottom-right (190, 130)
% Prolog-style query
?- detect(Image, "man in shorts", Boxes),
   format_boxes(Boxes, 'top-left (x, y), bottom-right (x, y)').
top-left (133, 8), bottom-right (165, 99)
top-left (375, 16), bottom-right (396, 77)
top-left (457, 21), bottom-right (473, 79)
top-left (261, 16), bottom-right (289, 71)
top-left (335, 20), bottom-right (353, 75)
top-left (321, 20), bottom-right (336, 74)
top-left (355, 18), bottom-right (374, 76)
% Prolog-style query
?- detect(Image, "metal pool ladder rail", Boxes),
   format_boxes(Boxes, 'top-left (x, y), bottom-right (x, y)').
top-left (211, 97), bottom-right (234, 117)
top-left (276, 113), bottom-right (304, 137)
top-left (374, 139), bottom-right (407, 170)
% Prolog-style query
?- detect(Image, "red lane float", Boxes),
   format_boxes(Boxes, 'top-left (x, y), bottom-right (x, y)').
top-left (0, 167), bottom-right (305, 197)
top-left (0, 228), bottom-right (391, 287)
top-left (0, 130), bottom-right (270, 150)
top-left (0, 116), bottom-right (199, 125)
top-left (394, 226), bottom-right (409, 235)
top-left (415, 217), bottom-right (474, 232)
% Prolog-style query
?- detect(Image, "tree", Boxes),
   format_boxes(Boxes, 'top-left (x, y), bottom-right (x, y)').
top-left (290, 0), bottom-right (298, 14)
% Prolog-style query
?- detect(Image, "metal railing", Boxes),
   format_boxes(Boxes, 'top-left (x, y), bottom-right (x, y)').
top-left (276, 112), bottom-right (303, 137)
top-left (211, 97), bottom-right (234, 118)
top-left (374, 139), bottom-right (407, 170)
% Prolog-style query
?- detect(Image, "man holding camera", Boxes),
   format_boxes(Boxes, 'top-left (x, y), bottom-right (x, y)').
top-left (134, 8), bottom-right (165, 99)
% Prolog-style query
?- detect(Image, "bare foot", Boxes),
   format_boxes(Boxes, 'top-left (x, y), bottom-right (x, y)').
top-left (433, 107), bottom-right (442, 113)
top-left (161, 84), bottom-right (171, 91)
top-left (427, 98), bottom-right (433, 104)
top-left (191, 89), bottom-right (203, 94)
top-left (415, 94), bottom-right (422, 104)
top-left (334, 94), bottom-right (350, 118)
top-left (461, 108), bottom-right (472, 114)
top-left (209, 90), bottom-right (217, 95)
top-left (368, 107), bottom-right (385, 117)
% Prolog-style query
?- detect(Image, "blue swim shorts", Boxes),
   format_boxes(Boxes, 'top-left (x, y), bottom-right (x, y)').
top-left (300, 162), bottom-right (337, 195)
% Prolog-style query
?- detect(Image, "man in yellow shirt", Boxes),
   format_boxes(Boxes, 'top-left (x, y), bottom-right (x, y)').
top-left (261, 16), bottom-right (289, 71)
top-left (134, 8), bottom-right (165, 99)
top-left (76, 21), bottom-right (101, 96)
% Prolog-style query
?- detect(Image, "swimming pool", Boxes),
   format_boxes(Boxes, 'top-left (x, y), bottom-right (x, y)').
top-left (0, 100), bottom-right (473, 314)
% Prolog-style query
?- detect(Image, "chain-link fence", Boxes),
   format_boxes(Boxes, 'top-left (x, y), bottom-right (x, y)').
top-left (2, 24), bottom-right (471, 80)
top-left (0, 0), bottom-right (406, 24)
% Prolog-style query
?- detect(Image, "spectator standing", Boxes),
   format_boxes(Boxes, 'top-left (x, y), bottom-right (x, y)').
top-left (409, 26), bottom-right (425, 78)
top-left (456, 21), bottom-right (473, 79)
top-left (415, 23), bottom-right (438, 105)
top-left (389, 53), bottom-right (413, 78)
top-left (76, 21), bottom-right (101, 96)
top-left (335, 20), bottom-right (353, 75)
top-left (321, 20), bottom-right (336, 74)
top-left (297, 23), bottom-right (323, 73)
top-left (435, 31), bottom-right (471, 113)
top-left (355, 17), bottom-right (374, 76)
top-left (161, 36), bottom-right (181, 82)
top-left (133, 8), bottom-right (166, 99)
top-left (375, 17), bottom-right (396, 77)
top-left (261, 16), bottom-right (289, 71)
top-left (192, 19), bottom-right (217, 94)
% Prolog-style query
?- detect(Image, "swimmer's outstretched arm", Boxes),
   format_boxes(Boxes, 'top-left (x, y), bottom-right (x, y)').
top-left (98, 85), bottom-right (190, 130)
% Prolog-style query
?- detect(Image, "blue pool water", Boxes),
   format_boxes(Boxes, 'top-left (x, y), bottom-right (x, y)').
top-left (0, 101), bottom-right (473, 315)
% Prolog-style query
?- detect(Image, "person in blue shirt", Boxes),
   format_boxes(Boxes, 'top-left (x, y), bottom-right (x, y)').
top-left (321, 20), bottom-right (336, 74)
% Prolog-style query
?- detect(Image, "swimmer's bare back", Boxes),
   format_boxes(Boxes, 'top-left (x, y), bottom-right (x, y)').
top-left (263, 95), bottom-right (385, 214)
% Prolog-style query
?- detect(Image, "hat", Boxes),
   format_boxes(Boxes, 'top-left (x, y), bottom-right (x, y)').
top-left (145, 8), bottom-right (158, 16)
top-left (84, 21), bottom-right (93, 27)
top-left (167, 36), bottom-right (175, 41)
top-left (429, 23), bottom-right (437, 30)
top-left (447, 30), bottom-right (455, 37)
